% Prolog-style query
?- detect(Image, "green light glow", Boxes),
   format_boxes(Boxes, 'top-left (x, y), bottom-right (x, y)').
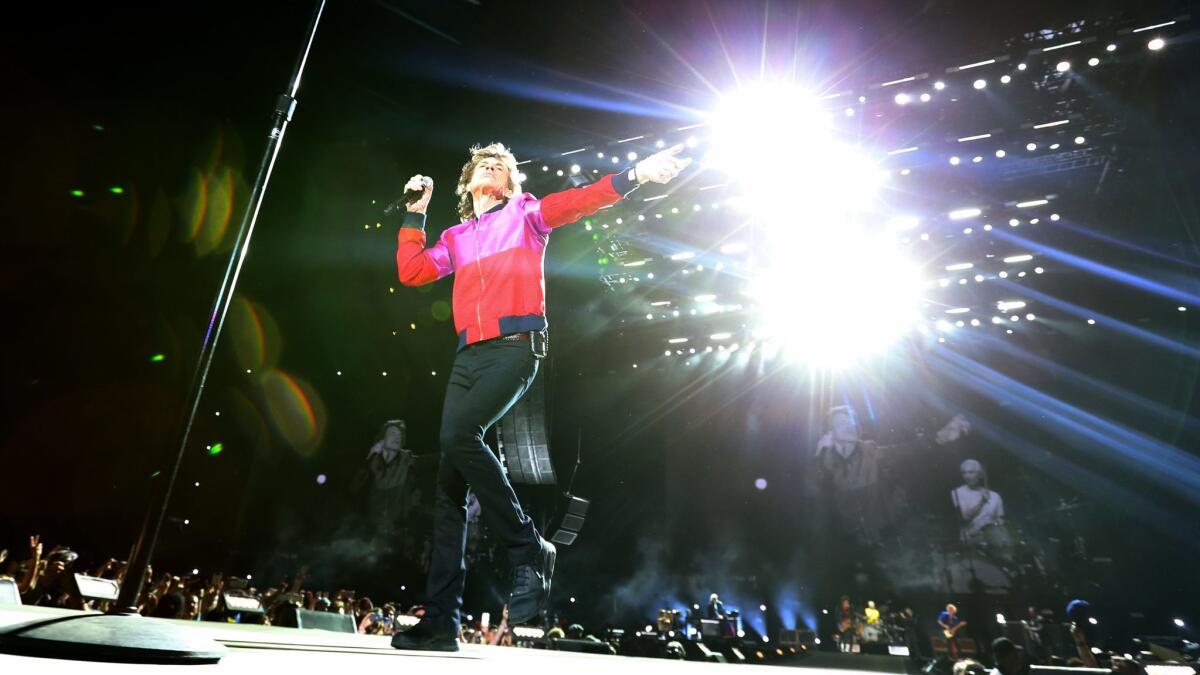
top-left (92, 124), bottom-right (104, 131)
top-left (208, 443), bottom-right (224, 456)
top-left (150, 353), bottom-right (165, 362)
top-left (149, 470), bottom-right (161, 478)
top-left (110, 186), bottom-right (124, 194)
top-left (70, 190), bottom-right (85, 197)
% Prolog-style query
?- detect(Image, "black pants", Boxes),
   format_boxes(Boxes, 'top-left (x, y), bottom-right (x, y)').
top-left (422, 339), bottom-right (541, 630)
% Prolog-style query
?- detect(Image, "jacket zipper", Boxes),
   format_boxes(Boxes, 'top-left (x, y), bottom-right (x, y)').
top-left (474, 219), bottom-right (485, 340)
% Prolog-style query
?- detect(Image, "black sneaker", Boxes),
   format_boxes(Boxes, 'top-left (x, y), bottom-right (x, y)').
top-left (507, 538), bottom-right (556, 624)
top-left (390, 620), bottom-right (460, 652)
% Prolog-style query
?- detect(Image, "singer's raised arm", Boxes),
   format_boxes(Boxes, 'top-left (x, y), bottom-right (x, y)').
top-left (534, 170), bottom-right (641, 231)
top-left (394, 211), bottom-right (454, 286)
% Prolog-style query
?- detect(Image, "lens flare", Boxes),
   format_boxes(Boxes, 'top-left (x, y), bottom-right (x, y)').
top-left (261, 370), bottom-right (326, 456)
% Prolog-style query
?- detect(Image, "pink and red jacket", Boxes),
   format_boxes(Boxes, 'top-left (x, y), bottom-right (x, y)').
top-left (395, 172), bottom-right (638, 349)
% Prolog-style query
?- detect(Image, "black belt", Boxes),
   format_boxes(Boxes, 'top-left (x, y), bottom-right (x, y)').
top-left (494, 331), bottom-right (533, 343)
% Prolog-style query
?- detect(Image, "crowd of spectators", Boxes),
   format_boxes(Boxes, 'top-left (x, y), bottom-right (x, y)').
top-left (2, 535), bottom-right (1195, 671)
top-left (0, 534), bottom-right (605, 649)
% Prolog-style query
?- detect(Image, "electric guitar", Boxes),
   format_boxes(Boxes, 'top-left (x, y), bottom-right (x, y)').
top-left (942, 621), bottom-right (968, 639)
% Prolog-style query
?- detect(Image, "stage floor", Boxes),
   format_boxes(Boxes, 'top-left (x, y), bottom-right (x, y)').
top-left (0, 605), bottom-right (882, 674)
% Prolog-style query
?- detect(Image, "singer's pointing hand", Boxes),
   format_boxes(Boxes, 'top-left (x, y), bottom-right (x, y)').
top-left (635, 144), bottom-right (692, 185)
top-left (404, 174), bottom-right (433, 214)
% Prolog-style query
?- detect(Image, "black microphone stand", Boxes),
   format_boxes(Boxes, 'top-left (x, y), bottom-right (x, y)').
top-left (0, 0), bottom-right (326, 664)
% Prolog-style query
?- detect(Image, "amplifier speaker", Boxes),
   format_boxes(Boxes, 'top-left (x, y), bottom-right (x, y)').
top-left (497, 371), bottom-right (557, 485)
top-left (548, 495), bottom-right (589, 546)
top-left (294, 608), bottom-right (356, 633)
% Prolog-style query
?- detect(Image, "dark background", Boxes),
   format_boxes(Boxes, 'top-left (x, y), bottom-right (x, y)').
top-left (1, 0), bottom-right (1197, 643)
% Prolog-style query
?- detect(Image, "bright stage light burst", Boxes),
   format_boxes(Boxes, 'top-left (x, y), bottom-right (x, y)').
top-left (708, 83), bottom-right (921, 369)
top-left (746, 231), bottom-right (924, 369)
top-left (709, 83), bottom-right (884, 216)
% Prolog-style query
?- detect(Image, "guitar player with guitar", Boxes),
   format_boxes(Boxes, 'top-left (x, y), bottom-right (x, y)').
top-left (938, 603), bottom-right (968, 660)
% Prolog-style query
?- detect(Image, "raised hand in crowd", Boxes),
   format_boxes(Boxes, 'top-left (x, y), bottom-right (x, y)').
top-left (18, 534), bottom-right (42, 593)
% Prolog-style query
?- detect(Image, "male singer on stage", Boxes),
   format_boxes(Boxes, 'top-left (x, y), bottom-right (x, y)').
top-left (388, 141), bottom-right (690, 651)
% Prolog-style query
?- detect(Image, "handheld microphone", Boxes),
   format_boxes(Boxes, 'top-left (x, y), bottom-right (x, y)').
top-left (383, 176), bottom-right (433, 215)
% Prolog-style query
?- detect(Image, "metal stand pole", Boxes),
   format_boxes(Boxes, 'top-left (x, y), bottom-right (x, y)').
top-left (0, 0), bottom-right (326, 664)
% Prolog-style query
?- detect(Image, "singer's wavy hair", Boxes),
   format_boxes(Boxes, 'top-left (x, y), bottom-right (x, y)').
top-left (455, 142), bottom-right (523, 221)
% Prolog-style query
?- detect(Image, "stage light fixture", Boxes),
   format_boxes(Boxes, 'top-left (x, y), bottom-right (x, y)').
top-left (972, 156), bottom-right (982, 163)
top-left (1000, 75), bottom-right (1012, 84)
top-left (1075, 136), bottom-right (1085, 144)
top-left (1050, 213), bottom-right (1060, 221)
top-left (894, 92), bottom-right (910, 104)
top-left (1050, 143), bottom-right (1061, 149)
top-left (1147, 38), bottom-right (1165, 51)
top-left (1179, 307), bottom-right (1188, 312)
top-left (1026, 314), bottom-right (1035, 320)
top-left (973, 79), bottom-right (986, 89)
top-left (1106, 44), bottom-right (1117, 52)
top-left (1027, 142), bottom-right (1037, 151)
top-left (1088, 57), bottom-right (1100, 66)
top-left (934, 81), bottom-right (946, 90)
top-left (1056, 61), bottom-right (1071, 72)
top-left (971, 319), bottom-right (981, 326)
top-left (844, 107), bottom-right (855, 117)
top-left (920, 93), bottom-right (931, 102)
top-left (627, 151), bottom-right (638, 161)
top-left (1088, 319), bottom-right (1096, 324)
top-left (949, 156), bottom-right (961, 165)
top-left (949, 207), bottom-right (981, 220)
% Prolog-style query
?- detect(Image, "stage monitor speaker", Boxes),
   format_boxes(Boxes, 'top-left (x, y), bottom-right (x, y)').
top-left (0, 576), bottom-right (20, 605)
top-left (548, 495), bottom-right (589, 546)
top-left (549, 638), bottom-right (615, 655)
top-left (223, 593), bottom-right (265, 615)
top-left (72, 574), bottom-right (119, 602)
top-left (497, 371), bottom-right (557, 485)
top-left (294, 608), bottom-right (356, 633)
